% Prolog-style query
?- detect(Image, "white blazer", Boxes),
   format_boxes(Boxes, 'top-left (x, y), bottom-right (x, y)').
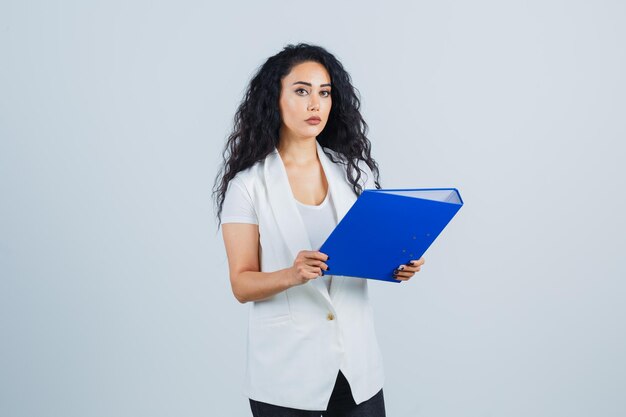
top-left (233, 139), bottom-right (385, 410)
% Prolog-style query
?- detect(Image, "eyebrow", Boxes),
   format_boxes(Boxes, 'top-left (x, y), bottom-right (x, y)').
top-left (292, 81), bottom-right (332, 87)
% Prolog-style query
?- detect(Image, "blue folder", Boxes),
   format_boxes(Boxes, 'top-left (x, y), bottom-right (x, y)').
top-left (319, 188), bottom-right (463, 283)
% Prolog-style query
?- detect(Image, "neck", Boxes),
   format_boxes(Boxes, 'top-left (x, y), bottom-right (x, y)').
top-left (277, 134), bottom-right (318, 166)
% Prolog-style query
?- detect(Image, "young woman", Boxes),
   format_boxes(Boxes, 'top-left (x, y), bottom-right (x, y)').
top-left (213, 43), bottom-right (425, 416)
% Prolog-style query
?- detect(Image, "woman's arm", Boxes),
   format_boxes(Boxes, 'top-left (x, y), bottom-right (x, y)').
top-left (222, 223), bottom-right (329, 303)
top-left (222, 223), bottom-right (289, 303)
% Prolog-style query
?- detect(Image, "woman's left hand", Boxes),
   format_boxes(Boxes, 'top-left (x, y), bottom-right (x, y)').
top-left (393, 256), bottom-right (425, 282)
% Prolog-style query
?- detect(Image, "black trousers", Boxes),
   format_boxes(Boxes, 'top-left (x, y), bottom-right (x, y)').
top-left (249, 370), bottom-right (386, 417)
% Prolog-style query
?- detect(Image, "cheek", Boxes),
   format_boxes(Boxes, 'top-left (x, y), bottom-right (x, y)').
top-left (279, 97), bottom-right (297, 118)
top-left (323, 100), bottom-right (332, 116)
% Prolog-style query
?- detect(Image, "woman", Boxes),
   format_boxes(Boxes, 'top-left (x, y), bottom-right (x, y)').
top-left (213, 43), bottom-right (425, 416)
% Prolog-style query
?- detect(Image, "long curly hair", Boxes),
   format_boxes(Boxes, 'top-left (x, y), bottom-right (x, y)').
top-left (212, 42), bottom-right (381, 227)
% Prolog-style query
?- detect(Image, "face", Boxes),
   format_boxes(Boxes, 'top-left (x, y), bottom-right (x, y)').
top-left (278, 61), bottom-right (332, 142)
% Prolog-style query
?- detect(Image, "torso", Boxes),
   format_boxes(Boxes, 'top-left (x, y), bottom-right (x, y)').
top-left (283, 158), bottom-right (329, 205)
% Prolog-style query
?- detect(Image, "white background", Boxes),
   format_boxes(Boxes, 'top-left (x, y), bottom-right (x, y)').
top-left (1, 1), bottom-right (625, 416)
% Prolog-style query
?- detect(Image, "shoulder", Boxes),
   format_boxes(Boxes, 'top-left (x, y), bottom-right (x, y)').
top-left (222, 166), bottom-right (261, 226)
top-left (228, 159), bottom-right (263, 193)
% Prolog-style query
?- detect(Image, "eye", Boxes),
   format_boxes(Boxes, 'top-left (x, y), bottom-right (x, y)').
top-left (295, 88), bottom-right (308, 95)
top-left (321, 90), bottom-right (331, 97)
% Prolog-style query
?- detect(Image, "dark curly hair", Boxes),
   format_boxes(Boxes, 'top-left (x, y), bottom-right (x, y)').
top-left (212, 42), bottom-right (381, 227)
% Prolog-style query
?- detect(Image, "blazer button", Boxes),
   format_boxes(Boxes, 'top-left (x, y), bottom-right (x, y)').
top-left (327, 312), bottom-right (335, 321)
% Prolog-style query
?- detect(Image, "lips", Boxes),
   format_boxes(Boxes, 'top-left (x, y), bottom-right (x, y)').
top-left (306, 116), bottom-right (321, 121)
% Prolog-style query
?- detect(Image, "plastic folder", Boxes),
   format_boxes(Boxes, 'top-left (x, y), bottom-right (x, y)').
top-left (319, 188), bottom-right (463, 283)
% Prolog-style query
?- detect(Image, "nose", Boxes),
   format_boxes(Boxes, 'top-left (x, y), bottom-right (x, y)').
top-left (308, 96), bottom-right (320, 111)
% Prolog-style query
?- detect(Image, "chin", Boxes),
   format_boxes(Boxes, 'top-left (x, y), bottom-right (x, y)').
top-left (298, 127), bottom-right (323, 137)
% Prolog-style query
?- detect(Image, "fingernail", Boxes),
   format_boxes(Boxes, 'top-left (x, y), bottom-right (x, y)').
top-left (408, 261), bottom-right (415, 266)
top-left (399, 265), bottom-right (405, 270)
top-left (393, 269), bottom-right (398, 275)
top-left (326, 267), bottom-right (330, 271)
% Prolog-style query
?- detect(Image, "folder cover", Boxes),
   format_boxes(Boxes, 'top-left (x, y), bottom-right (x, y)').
top-left (319, 188), bottom-right (463, 283)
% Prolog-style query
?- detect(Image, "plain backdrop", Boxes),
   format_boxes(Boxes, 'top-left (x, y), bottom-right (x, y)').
top-left (1, 1), bottom-right (625, 416)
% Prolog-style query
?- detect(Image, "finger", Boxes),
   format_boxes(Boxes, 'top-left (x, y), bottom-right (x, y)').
top-left (318, 251), bottom-right (330, 261)
top-left (393, 273), bottom-right (411, 281)
top-left (306, 263), bottom-right (322, 273)
top-left (399, 263), bottom-right (417, 272)
top-left (298, 262), bottom-right (321, 276)
top-left (304, 251), bottom-right (330, 262)
top-left (400, 264), bottom-right (421, 272)
top-left (405, 259), bottom-right (425, 267)
top-left (392, 267), bottom-right (404, 278)
top-left (308, 260), bottom-right (329, 270)
top-left (394, 275), bottom-right (414, 282)
top-left (306, 265), bottom-right (325, 277)
top-left (393, 270), bottom-right (415, 278)
top-left (304, 268), bottom-right (320, 280)
top-left (393, 266), bottom-right (416, 278)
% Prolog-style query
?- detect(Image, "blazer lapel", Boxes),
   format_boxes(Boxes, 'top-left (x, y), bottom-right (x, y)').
top-left (263, 140), bottom-right (357, 307)
top-left (316, 142), bottom-right (359, 302)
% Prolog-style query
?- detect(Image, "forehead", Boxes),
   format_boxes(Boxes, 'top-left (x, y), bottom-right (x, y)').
top-left (283, 61), bottom-right (331, 84)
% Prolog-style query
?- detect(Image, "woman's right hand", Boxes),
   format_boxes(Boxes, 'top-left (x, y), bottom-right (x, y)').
top-left (287, 250), bottom-right (329, 287)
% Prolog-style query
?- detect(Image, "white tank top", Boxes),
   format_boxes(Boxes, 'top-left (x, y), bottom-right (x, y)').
top-left (294, 190), bottom-right (337, 292)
